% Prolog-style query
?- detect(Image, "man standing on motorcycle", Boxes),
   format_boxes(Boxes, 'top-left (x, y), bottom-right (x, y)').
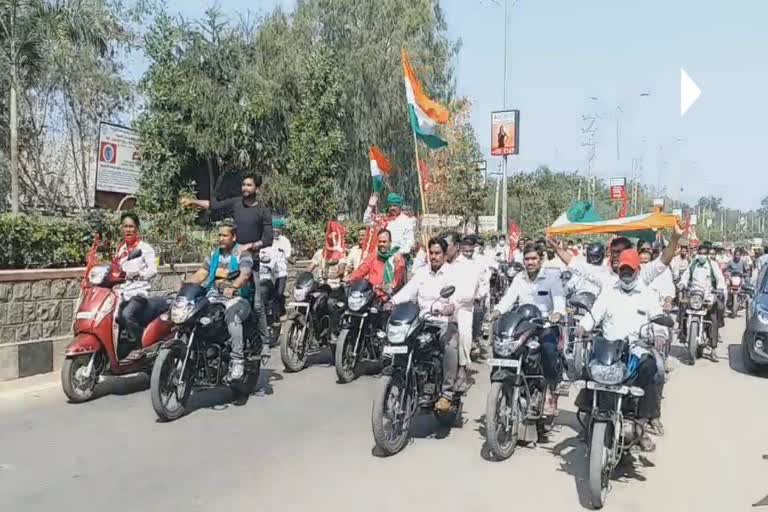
top-left (390, 236), bottom-right (466, 414)
top-left (180, 173), bottom-right (273, 356)
top-left (678, 241), bottom-right (727, 356)
top-left (490, 242), bottom-right (566, 416)
top-left (187, 221), bottom-right (255, 381)
top-left (364, 192), bottom-right (416, 258)
top-left (576, 249), bottom-right (667, 451)
top-left (454, 235), bottom-right (491, 362)
top-left (115, 212), bottom-right (162, 358)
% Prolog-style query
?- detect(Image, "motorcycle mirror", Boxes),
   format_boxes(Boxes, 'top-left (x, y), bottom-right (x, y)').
top-left (439, 286), bottom-right (455, 299)
top-left (127, 249), bottom-right (143, 260)
top-left (227, 270), bottom-right (241, 281)
top-left (637, 309), bottom-right (646, 316)
top-left (650, 314), bottom-right (675, 328)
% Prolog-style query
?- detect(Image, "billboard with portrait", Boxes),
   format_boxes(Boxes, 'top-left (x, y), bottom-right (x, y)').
top-left (491, 110), bottom-right (520, 156)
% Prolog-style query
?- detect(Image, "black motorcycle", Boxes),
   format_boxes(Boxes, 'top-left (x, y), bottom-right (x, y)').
top-left (573, 311), bottom-right (674, 509)
top-left (335, 279), bottom-right (387, 383)
top-left (150, 274), bottom-right (263, 422)
top-left (485, 305), bottom-right (555, 460)
top-left (565, 291), bottom-right (597, 380)
top-left (371, 286), bottom-right (459, 456)
top-left (279, 271), bottom-right (339, 372)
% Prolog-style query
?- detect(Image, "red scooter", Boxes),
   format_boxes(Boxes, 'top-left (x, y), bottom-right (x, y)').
top-left (61, 249), bottom-right (174, 402)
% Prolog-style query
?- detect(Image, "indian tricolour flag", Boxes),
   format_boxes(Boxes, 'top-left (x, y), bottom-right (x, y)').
top-left (370, 145), bottom-right (393, 193)
top-left (402, 49), bottom-right (448, 149)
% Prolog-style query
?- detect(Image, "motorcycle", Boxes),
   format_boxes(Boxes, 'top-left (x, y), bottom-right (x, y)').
top-left (485, 306), bottom-right (556, 460)
top-left (575, 313), bottom-right (674, 509)
top-left (726, 272), bottom-right (747, 318)
top-left (149, 273), bottom-right (264, 422)
top-left (279, 271), bottom-right (339, 372)
top-left (679, 285), bottom-right (716, 364)
top-left (61, 249), bottom-right (174, 403)
top-left (371, 286), bottom-right (460, 456)
top-left (334, 279), bottom-right (388, 383)
top-left (564, 291), bottom-right (597, 381)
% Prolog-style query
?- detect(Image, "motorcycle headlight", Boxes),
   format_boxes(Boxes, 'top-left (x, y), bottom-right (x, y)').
top-left (88, 265), bottom-right (109, 286)
top-left (387, 323), bottom-right (410, 344)
top-left (689, 294), bottom-right (704, 310)
top-left (348, 291), bottom-right (367, 312)
top-left (171, 297), bottom-right (194, 324)
top-left (294, 286), bottom-right (309, 302)
top-left (493, 335), bottom-right (523, 357)
top-left (588, 361), bottom-right (626, 386)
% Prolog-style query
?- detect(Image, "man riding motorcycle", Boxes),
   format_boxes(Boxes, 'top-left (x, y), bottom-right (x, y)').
top-left (678, 241), bottom-right (727, 357)
top-left (565, 242), bottom-right (606, 296)
top-left (490, 242), bottom-right (566, 416)
top-left (114, 212), bottom-right (165, 358)
top-left (390, 236), bottom-right (465, 414)
top-left (576, 249), bottom-right (666, 452)
top-left (345, 229), bottom-right (406, 299)
top-left (187, 221), bottom-right (255, 381)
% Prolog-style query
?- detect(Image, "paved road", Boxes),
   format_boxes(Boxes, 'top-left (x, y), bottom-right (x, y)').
top-left (1, 316), bottom-right (767, 512)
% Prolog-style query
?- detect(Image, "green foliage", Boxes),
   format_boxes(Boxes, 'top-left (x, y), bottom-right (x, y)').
top-left (272, 44), bottom-right (346, 221)
top-left (0, 213), bottom-right (94, 269)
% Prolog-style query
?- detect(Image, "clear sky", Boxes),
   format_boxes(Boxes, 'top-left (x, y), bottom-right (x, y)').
top-left (141, 0), bottom-right (768, 209)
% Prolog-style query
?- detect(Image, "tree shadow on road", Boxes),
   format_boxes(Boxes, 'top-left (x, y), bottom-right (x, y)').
top-left (728, 344), bottom-right (768, 379)
top-left (545, 410), bottom-right (652, 510)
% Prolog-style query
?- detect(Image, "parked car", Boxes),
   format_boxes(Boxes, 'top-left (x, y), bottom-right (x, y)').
top-left (742, 268), bottom-right (766, 373)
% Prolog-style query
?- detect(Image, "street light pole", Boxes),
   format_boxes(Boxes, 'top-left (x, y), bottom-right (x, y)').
top-left (501, 0), bottom-right (509, 235)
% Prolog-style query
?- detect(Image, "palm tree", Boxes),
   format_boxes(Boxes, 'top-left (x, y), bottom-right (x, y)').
top-left (0, 0), bottom-right (108, 213)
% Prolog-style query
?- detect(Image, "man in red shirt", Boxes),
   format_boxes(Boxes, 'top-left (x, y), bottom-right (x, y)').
top-left (345, 229), bottom-right (406, 298)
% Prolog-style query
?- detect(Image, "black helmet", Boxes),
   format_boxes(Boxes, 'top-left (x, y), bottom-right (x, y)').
top-left (516, 304), bottom-right (542, 321)
top-left (586, 242), bottom-right (605, 265)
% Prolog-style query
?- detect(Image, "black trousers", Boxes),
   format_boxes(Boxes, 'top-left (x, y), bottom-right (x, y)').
top-left (540, 327), bottom-right (563, 386)
top-left (119, 296), bottom-right (168, 350)
top-left (274, 277), bottom-right (287, 318)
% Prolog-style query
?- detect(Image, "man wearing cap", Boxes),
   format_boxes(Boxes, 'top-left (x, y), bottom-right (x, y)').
top-left (270, 218), bottom-right (291, 319)
top-left (576, 248), bottom-right (667, 451)
top-left (364, 192), bottom-right (416, 258)
top-left (272, 218), bottom-right (292, 260)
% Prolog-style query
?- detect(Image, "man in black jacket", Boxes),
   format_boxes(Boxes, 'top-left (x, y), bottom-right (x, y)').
top-left (182, 173), bottom-right (274, 356)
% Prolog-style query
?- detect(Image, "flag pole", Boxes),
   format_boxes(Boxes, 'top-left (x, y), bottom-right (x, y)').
top-left (412, 130), bottom-right (428, 216)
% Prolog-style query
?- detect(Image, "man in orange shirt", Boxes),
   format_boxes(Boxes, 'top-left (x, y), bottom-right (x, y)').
top-left (345, 229), bottom-right (406, 299)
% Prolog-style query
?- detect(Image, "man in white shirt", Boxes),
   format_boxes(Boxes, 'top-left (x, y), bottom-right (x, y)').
top-left (640, 248), bottom-right (676, 313)
top-left (679, 241), bottom-right (727, 356)
top-left (391, 236), bottom-right (468, 414)
top-left (271, 218), bottom-right (293, 260)
top-left (344, 227), bottom-right (369, 277)
top-left (577, 249), bottom-right (666, 450)
top-left (259, 245), bottom-right (288, 322)
top-left (270, 218), bottom-right (291, 319)
top-left (491, 242), bottom-right (566, 416)
top-left (363, 192), bottom-right (416, 257)
top-left (564, 242), bottom-right (607, 297)
top-left (454, 235), bottom-right (491, 363)
top-left (494, 235), bottom-right (510, 263)
top-left (670, 242), bottom-right (691, 283)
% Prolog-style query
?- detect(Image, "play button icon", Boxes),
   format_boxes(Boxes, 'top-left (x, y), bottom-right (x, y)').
top-left (680, 68), bottom-right (701, 117)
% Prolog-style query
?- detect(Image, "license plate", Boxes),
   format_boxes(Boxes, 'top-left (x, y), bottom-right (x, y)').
top-left (487, 358), bottom-right (520, 368)
top-left (686, 310), bottom-right (705, 315)
top-left (383, 345), bottom-right (408, 355)
top-left (586, 381), bottom-right (628, 394)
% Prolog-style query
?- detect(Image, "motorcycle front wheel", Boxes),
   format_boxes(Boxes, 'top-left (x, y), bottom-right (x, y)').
top-left (687, 320), bottom-right (699, 365)
top-left (371, 373), bottom-right (413, 456)
top-left (335, 328), bottom-right (358, 384)
top-left (588, 421), bottom-right (612, 509)
top-left (61, 353), bottom-right (101, 403)
top-left (485, 382), bottom-right (521, 460)
top-left (280, 319), bottom-right (309, 372)
top-left (150, 345), bottom-right (192, 422)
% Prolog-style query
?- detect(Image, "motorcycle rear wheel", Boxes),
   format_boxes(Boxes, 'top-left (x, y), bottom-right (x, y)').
top-left (485, 382), bottom-right (521, 461)
top-left (372, 374), bottom-right (412, 456)
top-left (588, 421), bottom-right (611, 509)
top-left (334, 328), bottom-right (358, 384)
top-left (150, 345), bottom-right (191, 422)
top-left (61, 353), bottom-right (101, 403)
top-left (280, 319), bottom-right (308, 372)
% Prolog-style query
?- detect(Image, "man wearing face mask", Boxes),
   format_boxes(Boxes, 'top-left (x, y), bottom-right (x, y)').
top-left (576, 249), bottom-right (667, 451)
top-left (490, 242), bottom-right (566, 416)
top-left (678, 241), bottom-right (727, 356)
top-left (549, 224), bottom-right (684, 293)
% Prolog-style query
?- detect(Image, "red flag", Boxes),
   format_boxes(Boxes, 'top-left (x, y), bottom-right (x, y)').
top-left (323, 221), bottom-right (347, 262)
top-left (508, 222), bottom-right (522, 255)
top-left (419, 160), bottom-right (431, 194)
